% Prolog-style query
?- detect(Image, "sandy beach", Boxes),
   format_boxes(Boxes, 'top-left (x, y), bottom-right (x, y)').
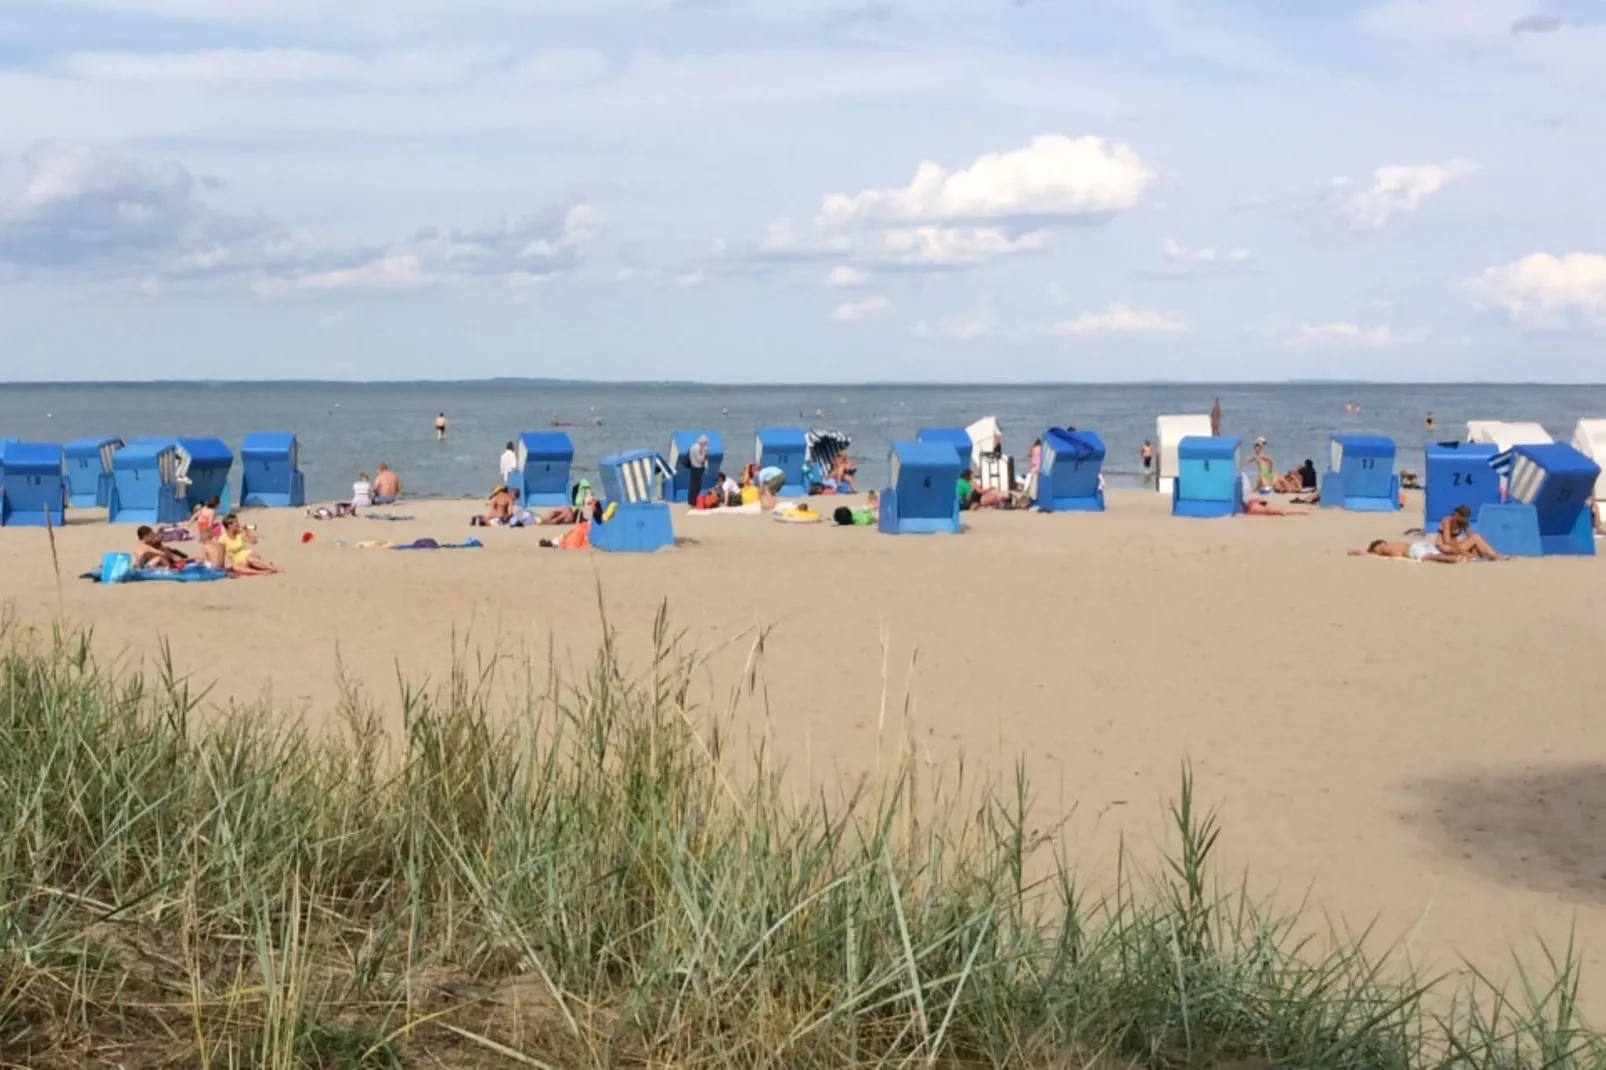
top-left (4, 489), bottom-right (1605, 1001)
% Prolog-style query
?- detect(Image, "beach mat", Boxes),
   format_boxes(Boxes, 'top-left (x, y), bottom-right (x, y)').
top-left (366, 514), bottom-right (417, 521)
top-left (391, 537), bottom-right (483, 551)
top-left (82, 565), bottom-right (230, 584)
top-left (684, 503), bottom-right (762, 517)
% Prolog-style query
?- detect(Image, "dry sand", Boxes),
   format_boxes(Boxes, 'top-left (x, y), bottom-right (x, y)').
top-left (4, 488), bottom-right (1606, 1001)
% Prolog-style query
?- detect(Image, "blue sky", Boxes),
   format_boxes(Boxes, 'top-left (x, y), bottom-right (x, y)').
top-left (0, 0), bottom-right (1603, 382)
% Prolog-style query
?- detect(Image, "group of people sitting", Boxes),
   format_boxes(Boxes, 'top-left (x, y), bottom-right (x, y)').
top-left (1352, 505), bottom-right (1505, 563)
top-left (351, 463), bottom-right (402, 508)
top-left (130, 497), bottom-right (280, 575)
top-left (474, 478), bottom-right (604, 534)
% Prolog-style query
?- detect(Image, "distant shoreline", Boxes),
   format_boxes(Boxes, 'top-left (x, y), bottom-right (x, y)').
top-left (2, 379), bottom-right (1603, 389)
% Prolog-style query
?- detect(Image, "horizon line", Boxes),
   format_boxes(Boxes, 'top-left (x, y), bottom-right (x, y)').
top-left (4, 378), bottom-right (1606, 389)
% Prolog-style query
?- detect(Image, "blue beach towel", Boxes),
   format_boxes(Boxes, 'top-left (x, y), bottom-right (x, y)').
top-left (391, 537), bottom-right (483, 551)
top-left (82, 560), bottom-right (230, 584)
top-left (365, 514), bottom-right (417, 522)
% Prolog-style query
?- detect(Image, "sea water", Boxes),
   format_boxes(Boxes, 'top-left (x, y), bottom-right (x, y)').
top-left (2, 381), bottom-right (1603, 503)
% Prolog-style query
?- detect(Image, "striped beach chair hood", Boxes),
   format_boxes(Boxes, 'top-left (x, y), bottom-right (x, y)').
top-left (619, 453), bottom-right (673, 503)
top-left (1488, 448), bottom-right (1520, 498)
top-left (805, 429), bottom-right (851, 471)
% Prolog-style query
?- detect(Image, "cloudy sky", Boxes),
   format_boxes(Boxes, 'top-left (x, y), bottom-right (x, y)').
top-left (1, 0), bottom-right (1603, 382)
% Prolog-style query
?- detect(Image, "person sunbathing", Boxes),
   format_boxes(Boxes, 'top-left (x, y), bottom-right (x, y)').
top-left (1351, 539), bottom-right (1467, 563)
top-left (537, 504), bottom-right (579, 525)
top-left (1435, 505), bottom-right (1504, 560)
top-left (219, 514), bottom-right (280, 574)
top-left (133, 525), bottom-right (190, 570)
top-left (1244, 497), bottom-right (1307, 516)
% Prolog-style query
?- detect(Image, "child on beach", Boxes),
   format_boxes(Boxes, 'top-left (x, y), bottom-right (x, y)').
top-left (191, 496), bottom-right (221, 537)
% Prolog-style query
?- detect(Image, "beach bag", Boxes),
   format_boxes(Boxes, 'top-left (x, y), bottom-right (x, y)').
top-left (100, 552), bottom-right (133, 584)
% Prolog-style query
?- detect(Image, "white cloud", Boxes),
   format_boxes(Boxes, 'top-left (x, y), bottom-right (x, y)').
top-left (1341, 160), bottom-right (1475, 228)
top-left (738, 133), bottom-right (1148, 276)
top-left (830, 295), bottom-right (890, 322)
top-left (909, 316), bottom-right (990, 341)
top-left (825, 265), bottom-right (869, 287)
top-left (759, 219), bottom-right (1049, 269)
top-left (0, 142), bottom-right (597, 296)
top-left (1466, 252), bottom-right (1606, 330)
top-left (1288, 321), bottom-right (1425, 346)
top-left (1053, 303), bottom-right (1187, 336)
top-left (1154, 237), bottom-right (1252, 276)
top-left (249, 206), bottom-right (600, 300)
top-left (816, 134), bottom-right (1151, 227)
top-left (0, 141), bottom-right (256, 267)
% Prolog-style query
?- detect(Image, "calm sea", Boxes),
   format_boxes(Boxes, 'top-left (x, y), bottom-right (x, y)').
top-left (2, 382), bottom-right (1603, 502)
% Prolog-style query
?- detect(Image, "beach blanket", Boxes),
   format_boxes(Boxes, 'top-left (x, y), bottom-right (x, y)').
top-left (82, 564), bottom-right (230, 584)
top-left (391, 537), bottom-right (484, 551)
top-left (772, 502), bottom-right (821, 523)
top-left (365, 513), bottom-right (417, 522)
top-left (684, 503), bottom-right (762, 517)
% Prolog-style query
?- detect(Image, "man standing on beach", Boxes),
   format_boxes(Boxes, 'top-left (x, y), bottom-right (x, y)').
top-left (1210, 398), bottom-right (1222, 437)
top-left (499, 441), bottom-right (518, 483)
top-left (686, 434), bottom-right (709, 506)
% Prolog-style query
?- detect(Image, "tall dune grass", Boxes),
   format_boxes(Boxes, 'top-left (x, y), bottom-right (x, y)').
top-left (0, 606), bottom-right (1597, 1068)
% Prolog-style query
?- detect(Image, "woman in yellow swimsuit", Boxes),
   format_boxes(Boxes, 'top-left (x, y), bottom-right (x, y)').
top-left (219, 514), bottom-right (280, 574)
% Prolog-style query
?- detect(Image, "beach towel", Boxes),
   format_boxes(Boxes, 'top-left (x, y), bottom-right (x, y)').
top-left (772, 502), bottom-right (821, 524)
top-left (365, 513), bottom-right (417, 522)
top-left (82, 561), bottom-right (230, 584)
top-left (684, 502), bottom-right (762, 517)
top-left (392, 537), bottom-right (484, 551)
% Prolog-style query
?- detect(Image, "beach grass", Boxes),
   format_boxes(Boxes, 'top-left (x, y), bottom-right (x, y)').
top-left (0, 605), bottom-right (1599, 1069)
